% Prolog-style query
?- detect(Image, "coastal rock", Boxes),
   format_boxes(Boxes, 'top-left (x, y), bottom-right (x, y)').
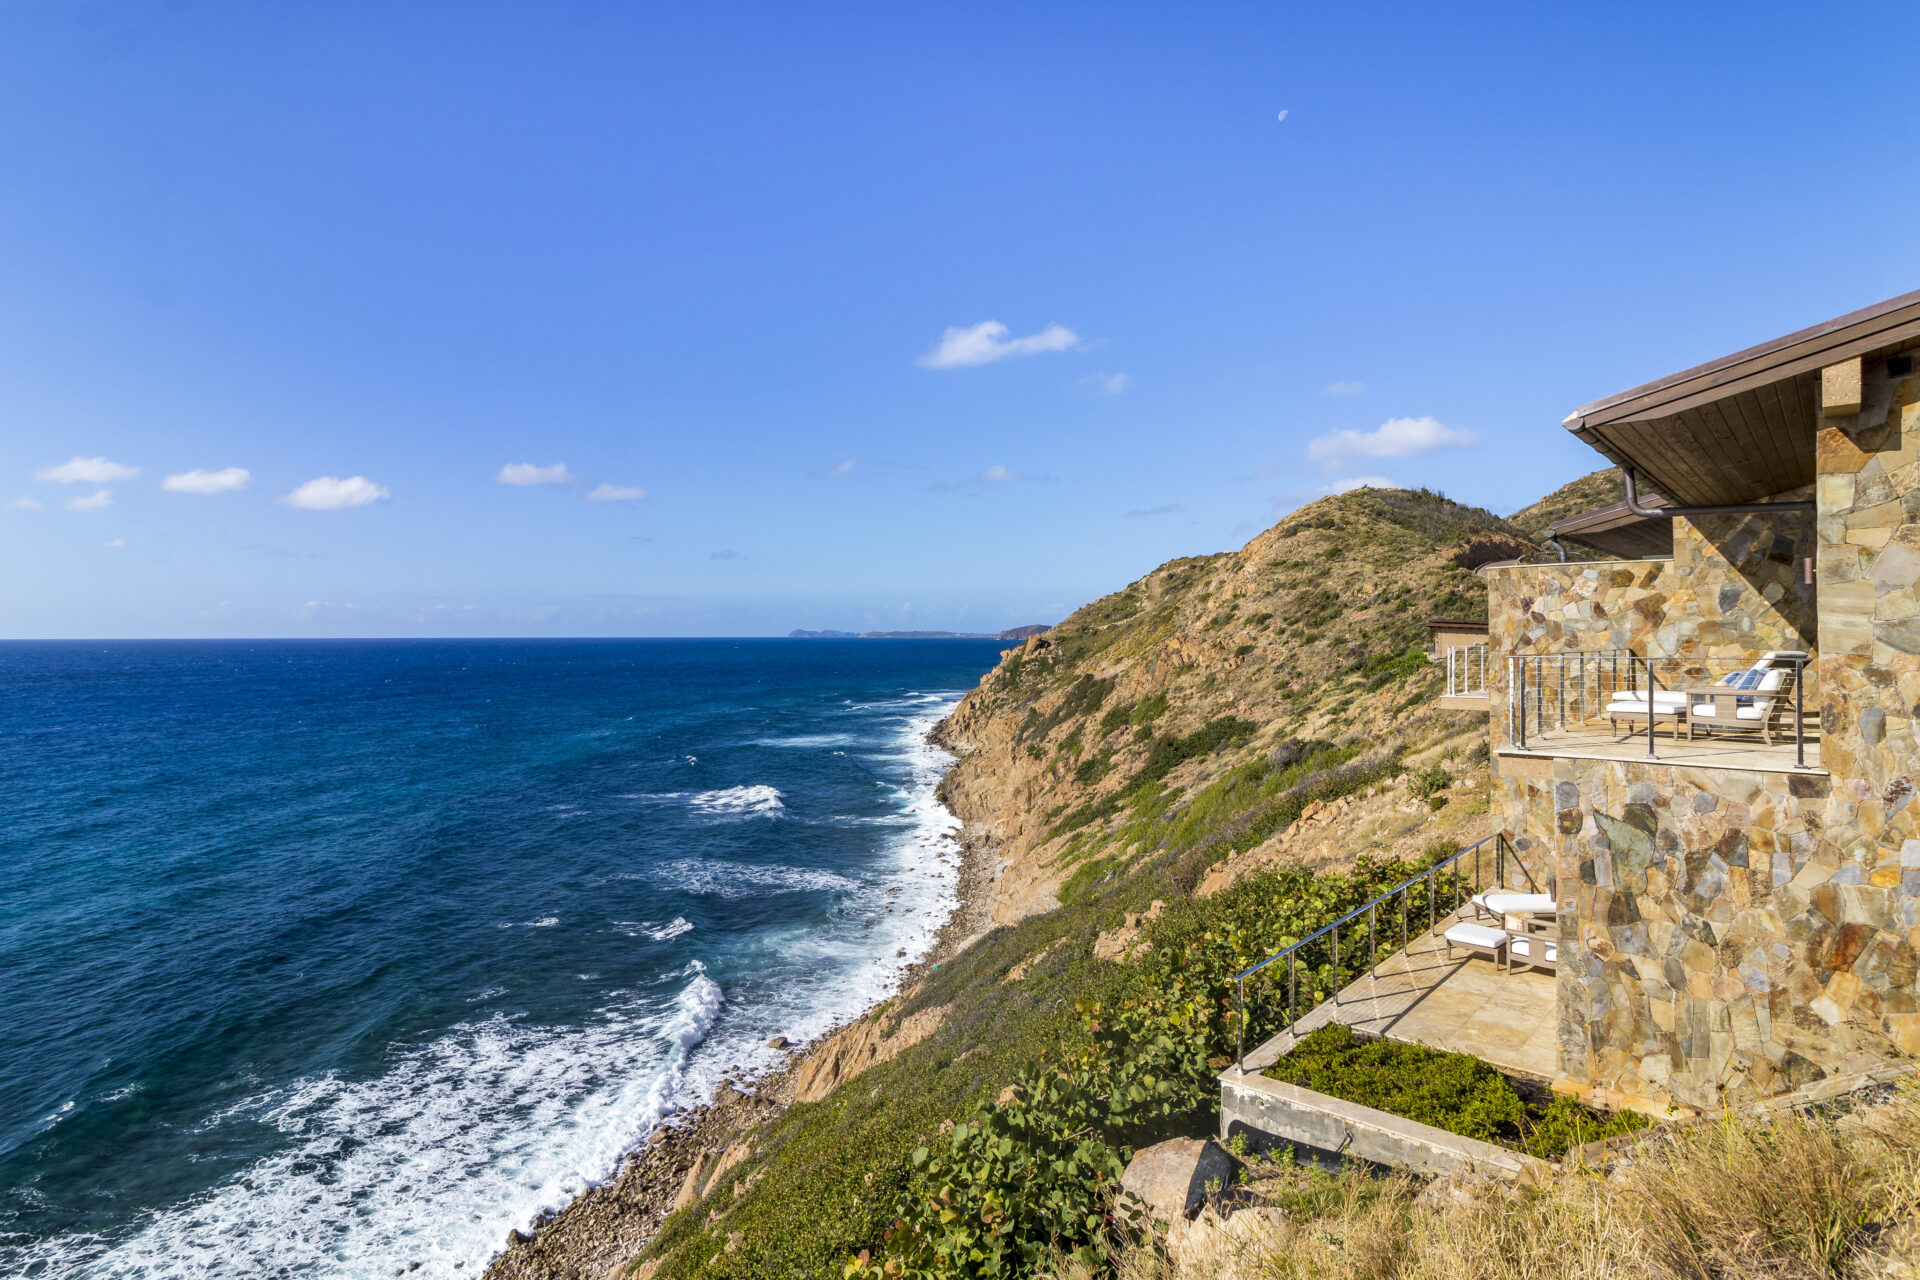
top-left (1092, 900), bottom-right (1165, 963)
top-left (792, 1004), bottom-right (949, 1104)
top-left (1120, 1137), bottom-right (1234, 1223)
top-left (766, 1036), bottom-right (790, 1050)
top-left (700, 1142), bottom-right (752, 1200)
top-left (671, 1153), bottom-right (710, 1212)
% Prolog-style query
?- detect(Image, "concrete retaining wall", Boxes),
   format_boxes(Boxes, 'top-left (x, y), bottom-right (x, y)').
top-left (1219, 1066), bottom-right (1549, 1182)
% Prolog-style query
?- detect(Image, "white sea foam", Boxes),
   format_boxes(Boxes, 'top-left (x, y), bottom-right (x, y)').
top-left (752, 732), bottom-right (857, 748)
top-left (614, 917), bottom-right (694, 941)
top-left (11, 694), bottom-right (968, 1280)
top-left (651, 860), bottom-right (859, 898)
top-left (687, 785), bottom-right (784, 817)
top-left (12, 964), bottom-right (725, 1280)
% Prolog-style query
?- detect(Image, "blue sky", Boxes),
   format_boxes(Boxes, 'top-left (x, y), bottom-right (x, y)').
top-left (4, 2), bottom-right (1916, 638)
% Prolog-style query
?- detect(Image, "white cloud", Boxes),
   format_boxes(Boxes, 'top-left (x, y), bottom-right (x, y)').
top-left (915, 320), bottom-right (1080, 369)
top-left (1306, 415), bottom-right (1477, 460)
top-left (1087, 372), bottom-right (1130, 395)
top-left (1320, 476), bottom-right (1397, 495)
top-left (584, 483), bottom-right (646, 502)
top-left (12, 497), bottom-right (42, 510)
top-left (38, 456), bottom-right (137, 484)
top-left (163, 467), bottom-right (251, 494)
top-left (929, 463), bottom-right (1041, 492)
top-left (281, 476), bottom-right (390, 510)
top-left (1322, 381), bottom-right (1365, 397)
top-left (496, 462), bottom-right (575, 486)
top-left (1126, 503), bottom-right (1181, 517)
top-left (66, 489), bottom-right (113, 511)
top-left (824, 458), bottom-right (856, 478)
top-left (102, 538), bottom-right (125, 548)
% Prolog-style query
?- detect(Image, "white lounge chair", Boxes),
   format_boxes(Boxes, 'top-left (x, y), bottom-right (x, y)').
top-left (1688, 653), bottom-right (1802, 746)
top-left (1606, 689), bottom-right (1692, 739)
top-left (1470, 892), bottom-right (1557, 927)
top-left (1442, 922), bottom-right (1508, 964)
top-left (1504, 932), bottom-right (1557, 974)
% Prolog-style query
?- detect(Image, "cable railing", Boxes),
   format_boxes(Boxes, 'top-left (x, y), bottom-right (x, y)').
top-left (1229, 833), bottom-right (1528, 1072)
top-left (1444, 643), bottom-right (1489, 698)
top-left (1508, 650), bottom-right (1815, 769)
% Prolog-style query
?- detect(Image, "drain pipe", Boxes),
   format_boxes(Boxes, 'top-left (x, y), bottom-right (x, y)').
top-left (1623, 467), bottom-right (1814, 518)
top-left (1546, 533), bottom-right (1569, 563)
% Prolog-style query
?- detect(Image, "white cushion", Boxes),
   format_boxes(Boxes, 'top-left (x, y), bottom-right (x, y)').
top-left (1692, 702), bottom-right (1768, 721)
top-left (1444, 923), bottom-right (1508, 950)
top-left (1510, 936), bottom-right (1557, 962)
top-left (1474, 893), bottom-right (1556, 915)
top-left (1607, 692), bottom-right (1687, 710)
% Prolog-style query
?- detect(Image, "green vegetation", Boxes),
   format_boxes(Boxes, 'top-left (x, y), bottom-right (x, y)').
top-left (1264, 1024), bottom-right (1646, 1158)
top-left (633, 484), bottom-right (1563, 1280)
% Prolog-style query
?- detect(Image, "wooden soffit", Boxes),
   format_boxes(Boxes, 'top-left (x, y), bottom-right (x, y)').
top-left (1547, 497), bottom-right (1674, 560)
top-left (1562, 288), bottom-right (1920, 506)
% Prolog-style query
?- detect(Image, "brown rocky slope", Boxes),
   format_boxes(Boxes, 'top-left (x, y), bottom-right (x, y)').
top-left (482, 484), bottom-right (1570, 1280)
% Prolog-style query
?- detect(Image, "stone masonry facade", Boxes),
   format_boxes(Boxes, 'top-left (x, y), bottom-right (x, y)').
top-left (1483, 355), bottom-right (1920, 1108)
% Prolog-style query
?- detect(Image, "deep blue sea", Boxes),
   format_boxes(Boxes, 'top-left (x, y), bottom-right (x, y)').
top-left (0, 639), bottom-right (1004, 1279)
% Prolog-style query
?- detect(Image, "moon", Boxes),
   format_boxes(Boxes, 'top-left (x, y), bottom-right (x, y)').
top-left (1276, 109), bottom-right (1289, 122)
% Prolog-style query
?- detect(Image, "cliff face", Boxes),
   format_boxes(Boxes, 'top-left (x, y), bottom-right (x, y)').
top-left (932, 486), bottom-right (1528, 926)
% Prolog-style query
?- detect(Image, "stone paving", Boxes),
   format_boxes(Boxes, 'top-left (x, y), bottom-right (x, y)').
top-left (1240, 912), bottom-right (1558, 1083)
top-left (1500, 729), bottom-right (1822, 774)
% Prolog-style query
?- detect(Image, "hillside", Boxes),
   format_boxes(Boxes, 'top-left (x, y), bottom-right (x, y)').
top-left (935, 485), bottom-right (1516, 925)
top-left (490, 486), bottom-right (1561, 1280)
top-left (1506, 465), bottom-right (1625, 541)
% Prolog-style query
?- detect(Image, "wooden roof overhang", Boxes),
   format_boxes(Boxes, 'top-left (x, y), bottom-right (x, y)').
top-left (1547, 497), bottom-right (1674, 559)
top-left (1562, 288), bottom-right (1920, 506)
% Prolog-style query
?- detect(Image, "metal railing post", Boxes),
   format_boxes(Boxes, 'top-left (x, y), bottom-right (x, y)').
top-left (1796, 657), bottom-right (1806, 769)
top-left (1330, 923), bottom-right (1339, 1004)
top-left (1282, 955), bottom-right (1297, 1036)
top-left (1235, 975), bottom-right (1245, 1072)
top-left (1399, 886), bottom-right (1407, 950)
top-left (1368, 902), bottom-right (1377, 976)
top-left (1517, 658), bottom-right (1528, 749)
top-left (1646, 658), bottom-right (1658, 758)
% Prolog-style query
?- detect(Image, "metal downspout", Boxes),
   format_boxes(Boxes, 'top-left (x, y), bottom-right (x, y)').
top-left (1623, 467), bottom-right (1815, 519)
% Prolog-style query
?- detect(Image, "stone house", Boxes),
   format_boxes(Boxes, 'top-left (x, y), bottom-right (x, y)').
top-left (1488, 289), bottom-right (1920, 1112)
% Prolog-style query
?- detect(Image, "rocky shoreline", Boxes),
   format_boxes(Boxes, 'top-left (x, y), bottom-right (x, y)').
top-left (481, 728), bottom-right (1000, 1280)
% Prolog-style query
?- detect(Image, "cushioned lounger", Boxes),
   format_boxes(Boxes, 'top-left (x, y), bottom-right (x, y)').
top-left (1442, 922), bottom-right (1507, 964)
top-left (1505, 933), bottom-right (1557, 974)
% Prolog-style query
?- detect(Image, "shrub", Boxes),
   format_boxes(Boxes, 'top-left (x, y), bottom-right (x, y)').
top-left (1263, 1024), bottom-right (1644, 1158)
top-left (1408, 765), bottom-right (1450, 800)
top-left (1072, 751), bottom-right (1113, 787)
top-left (1129, 692), bottom-right (1169, 726)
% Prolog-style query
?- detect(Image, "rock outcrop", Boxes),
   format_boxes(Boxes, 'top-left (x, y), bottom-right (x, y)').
top-left (793, 1003), bottom-right (949, 1104)
top-left (1120, 1137), bottom-right (1235, 1222)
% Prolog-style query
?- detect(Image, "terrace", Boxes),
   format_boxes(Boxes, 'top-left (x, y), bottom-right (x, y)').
top-left (1217, 837), bottom-right (1571, 1175)
top-left (1503, 648), bottom-right (1822, 774)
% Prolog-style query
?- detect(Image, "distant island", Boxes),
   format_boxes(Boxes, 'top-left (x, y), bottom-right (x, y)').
top-left (788, 625), bottom-right (1050, 640)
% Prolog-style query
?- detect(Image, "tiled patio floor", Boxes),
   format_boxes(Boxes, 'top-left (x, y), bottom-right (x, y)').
top-left (1239, 912), bottom-right (1558, 1082)
top-left (1501, 721), bottom-right (1822, 774)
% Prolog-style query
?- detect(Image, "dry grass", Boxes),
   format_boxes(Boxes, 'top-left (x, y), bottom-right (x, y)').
top-left (1090, 1088), bottom-right (1920, 1280)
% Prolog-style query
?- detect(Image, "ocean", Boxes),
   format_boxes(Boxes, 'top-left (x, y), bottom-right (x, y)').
top-left (0, 638), bottom-right (1005, 1278)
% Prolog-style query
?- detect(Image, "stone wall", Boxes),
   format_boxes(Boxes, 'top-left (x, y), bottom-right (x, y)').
top-left (1815, 352), bottom-right (1920, 848)
top-left (1486, 509), bottom-right (1815, 666)
top-left (1483, 510), bottom-right (1817, 897)
top-left (1495, 754), bottom-right (1917, 1111)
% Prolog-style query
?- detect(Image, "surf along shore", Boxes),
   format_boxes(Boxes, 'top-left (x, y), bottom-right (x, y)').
top-left (483, 723), bottom-right (1004, 1280)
